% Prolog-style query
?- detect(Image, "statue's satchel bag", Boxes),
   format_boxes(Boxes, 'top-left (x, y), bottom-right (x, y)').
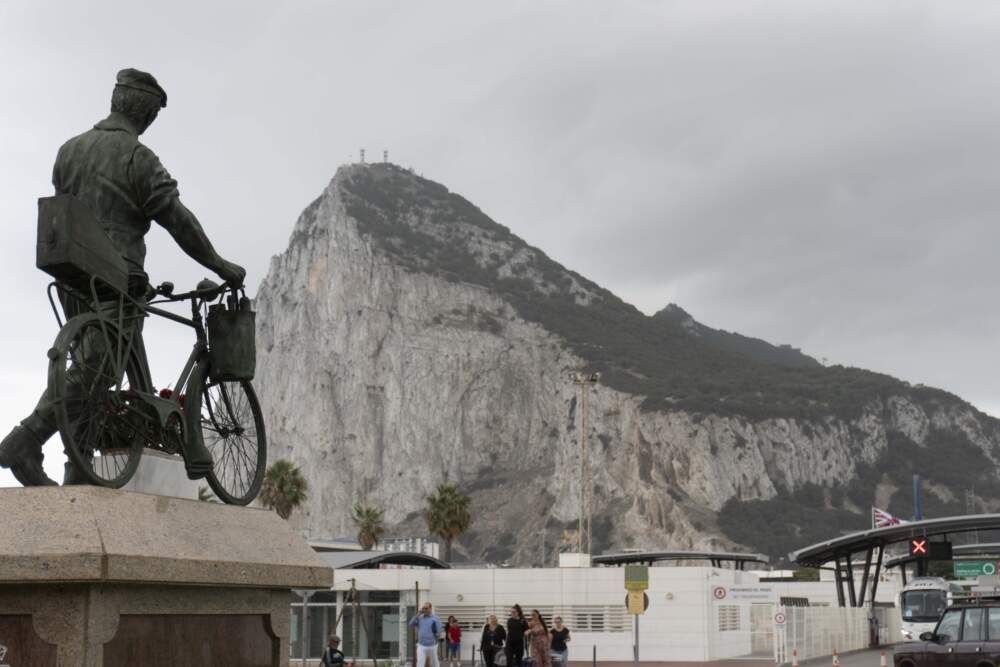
top-left (37, 195), bottom-right (129, 295)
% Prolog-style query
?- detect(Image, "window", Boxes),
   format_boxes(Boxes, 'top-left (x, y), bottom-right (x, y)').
top-left (902, 590), bottom-right (947, 623)
top-left (963, 608), bottom-right (985, 642)
top-left (936, 609), bottom-right (963, 642)
top-left (718, 605), bottom-right (740, 632)
top-left (988, 608), bottom-right (1000, 640)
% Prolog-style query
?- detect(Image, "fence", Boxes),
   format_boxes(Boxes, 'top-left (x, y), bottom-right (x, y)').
top-left (775, 606), bottom-right (898, 663)
top-left (432, 606), bottom-right (630, 635)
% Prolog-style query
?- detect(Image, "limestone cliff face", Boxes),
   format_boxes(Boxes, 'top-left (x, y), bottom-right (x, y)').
top-left (254, 164), bottom-right (1000, 564)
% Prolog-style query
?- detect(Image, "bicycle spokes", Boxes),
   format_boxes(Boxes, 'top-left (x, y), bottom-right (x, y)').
top-left (51, 315), bottom-right (145, 487)
top-left (197, 377), bottom-right (265, 505)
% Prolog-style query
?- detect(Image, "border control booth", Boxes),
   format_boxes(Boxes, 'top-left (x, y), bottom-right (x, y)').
top-left (791, 514), bottom-right (1000, 608)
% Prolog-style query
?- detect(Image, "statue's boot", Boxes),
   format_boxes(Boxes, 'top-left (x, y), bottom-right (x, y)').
top-left (183, 438), bottom-right (214, 481)
top-left (0, 412), bottom-right (57, 486)
top-left (63, 461), bottom-right (89, 485)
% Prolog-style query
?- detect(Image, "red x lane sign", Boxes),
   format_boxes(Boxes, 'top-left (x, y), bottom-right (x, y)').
top-left (910, 539), bottom-right (928, 556)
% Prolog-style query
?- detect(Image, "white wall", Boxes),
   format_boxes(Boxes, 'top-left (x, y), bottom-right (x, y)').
top-left (319, 566), bottom-right (893, 663)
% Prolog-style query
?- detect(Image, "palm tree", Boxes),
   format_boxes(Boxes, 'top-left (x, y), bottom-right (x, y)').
top-left (352, 502), bottom-right (386, 550)
top-left (259, 459), bottom-right (309, 520)
top-left (425, 483), bottom-right (472, 562)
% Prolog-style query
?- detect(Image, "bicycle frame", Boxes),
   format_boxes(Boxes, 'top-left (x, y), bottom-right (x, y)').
top-left (46, 275), bottom-right (220, 442)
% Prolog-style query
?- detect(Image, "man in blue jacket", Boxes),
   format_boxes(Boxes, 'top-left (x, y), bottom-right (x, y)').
top-left (409, 602), bottom-right (443, 667)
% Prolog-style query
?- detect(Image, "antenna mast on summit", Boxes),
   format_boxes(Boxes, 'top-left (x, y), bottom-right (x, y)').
top-left (383, 150), bottom-right (388, 163)
top-left (360, 148), bottom-right (366, 163)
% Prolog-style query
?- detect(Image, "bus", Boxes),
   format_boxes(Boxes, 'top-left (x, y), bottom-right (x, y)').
top-left (899, 577), bottom-right (965, 640)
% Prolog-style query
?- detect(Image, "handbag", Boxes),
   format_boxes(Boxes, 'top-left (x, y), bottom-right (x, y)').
top-left (207, 294), bottom-right (256, 382)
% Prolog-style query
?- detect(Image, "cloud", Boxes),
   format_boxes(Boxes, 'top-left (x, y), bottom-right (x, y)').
top-left (2, 0), bottom-right (999, 486)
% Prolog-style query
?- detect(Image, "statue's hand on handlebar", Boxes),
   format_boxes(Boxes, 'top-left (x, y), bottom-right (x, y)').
top-left (215, 259), bottom-right (246, 287)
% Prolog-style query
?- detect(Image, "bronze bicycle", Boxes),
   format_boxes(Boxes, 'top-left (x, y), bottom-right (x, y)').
top-left (38, 195), bottom-right (266, 504)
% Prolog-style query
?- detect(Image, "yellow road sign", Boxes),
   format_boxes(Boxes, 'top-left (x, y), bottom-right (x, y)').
top-left (626, 590), bottom-right (648, 614)
top-left (625, 564), bottom-right (649, 591)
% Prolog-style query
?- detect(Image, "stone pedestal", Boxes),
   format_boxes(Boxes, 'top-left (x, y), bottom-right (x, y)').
top-left (0, 486), bottom-right (332, 667)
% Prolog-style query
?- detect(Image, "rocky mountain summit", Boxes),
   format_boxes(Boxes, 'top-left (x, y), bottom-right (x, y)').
top-left (254, 163), bottom-right (1000, 564)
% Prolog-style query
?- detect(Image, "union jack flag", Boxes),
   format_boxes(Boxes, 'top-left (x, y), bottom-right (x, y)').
top-left (872, 507), bottom-right (905, 529)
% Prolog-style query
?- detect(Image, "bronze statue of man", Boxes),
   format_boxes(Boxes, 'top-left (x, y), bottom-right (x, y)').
top-left (0, 68), bottom-right (245, 486)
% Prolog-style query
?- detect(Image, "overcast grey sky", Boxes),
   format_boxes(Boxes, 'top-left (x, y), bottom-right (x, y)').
top-left (2, 0), bottom-right (1000, 486)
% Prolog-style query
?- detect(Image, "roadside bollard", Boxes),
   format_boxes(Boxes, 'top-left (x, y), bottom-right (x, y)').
top-left (880, 651), bottom-right (887, 667)
top-left (832, 650), bottom-right (840, 667)
top-left (792, 649), bottom-right (800, 667)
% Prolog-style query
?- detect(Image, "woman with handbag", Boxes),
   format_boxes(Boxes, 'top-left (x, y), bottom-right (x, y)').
top-left (481, 614), bottom-right (507, 667)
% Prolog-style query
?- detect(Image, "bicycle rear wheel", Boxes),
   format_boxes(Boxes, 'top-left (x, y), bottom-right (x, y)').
top-left (47, 313), bottom-right (146, 487)
top-left (186, 360), bottom-right (266, 505)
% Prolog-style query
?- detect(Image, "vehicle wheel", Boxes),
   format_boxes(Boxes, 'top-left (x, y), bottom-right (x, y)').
top-left (186, 360), bottom-right (266, 505)
top-left (47, 313), bottom-right (146, 487)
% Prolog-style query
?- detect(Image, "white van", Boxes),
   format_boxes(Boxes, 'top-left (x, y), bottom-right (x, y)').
top-left (899, 577), bottom-right (965, 640)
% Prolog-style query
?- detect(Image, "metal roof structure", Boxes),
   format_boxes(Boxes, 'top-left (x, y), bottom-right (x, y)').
top-left (317, 550), bottom-right (450, 570)
top-left (790, 514), bottom-right (1000, 608)
top-left (593, 550), bottom-right (769, 570)
top-left (790, 515), bottom-right (1000, 566)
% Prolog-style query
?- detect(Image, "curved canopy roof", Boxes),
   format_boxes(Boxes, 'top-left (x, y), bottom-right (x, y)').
top-left (790, 514), bottom-right (1000, 567)
top-left (318, 550), bottom-right (451, 570)
top-left (593, 550), bottom-right (769, 567)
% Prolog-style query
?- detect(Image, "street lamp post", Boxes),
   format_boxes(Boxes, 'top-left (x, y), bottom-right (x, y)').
top-left (570, 371), bottom-right (601, 556)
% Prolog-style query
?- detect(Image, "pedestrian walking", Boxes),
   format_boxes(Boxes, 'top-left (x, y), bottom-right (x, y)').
top-left (321, 635), bottom-right (346, 667)
top-left (549, 616), bottom-right (570, 667)
top-left (506, 605), bottom-right (527, 667)
top-left (447, 615), bottom-right (463, 667)
top-left (409, 602), bottom-right (444, 667)
top-left (526, 610), bottom-right (551, 667)
top-left (481, 614), bottom-right (507, 667)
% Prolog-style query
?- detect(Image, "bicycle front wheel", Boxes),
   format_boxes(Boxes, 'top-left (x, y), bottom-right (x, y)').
top-left (47, 313), bottom-right (146, 487)
top-left (186, 360), bottom-right (267, 505)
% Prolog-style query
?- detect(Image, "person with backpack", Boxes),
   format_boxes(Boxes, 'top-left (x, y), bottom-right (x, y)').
top-left (409, 602), bottom-right (443, 667)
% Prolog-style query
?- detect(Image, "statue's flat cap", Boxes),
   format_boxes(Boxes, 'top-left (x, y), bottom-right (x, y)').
top-left (116, 68), bottom-right (167, 108)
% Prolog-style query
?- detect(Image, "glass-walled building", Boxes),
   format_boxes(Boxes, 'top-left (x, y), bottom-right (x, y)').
top-left (290, 551), bottom-right (447, 663)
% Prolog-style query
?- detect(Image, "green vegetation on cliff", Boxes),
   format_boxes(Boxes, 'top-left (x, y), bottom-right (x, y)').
top-left (338, 163), bottom-right (979, 422)
top-left (719, 428), bottom-right (998, 562)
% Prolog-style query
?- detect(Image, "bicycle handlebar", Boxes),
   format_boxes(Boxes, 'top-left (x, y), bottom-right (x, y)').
top-left (154, 279), bottom-right (242, 303)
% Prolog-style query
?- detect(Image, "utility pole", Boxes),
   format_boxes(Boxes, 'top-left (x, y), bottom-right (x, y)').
top-left (967, 488), bottom-right (979, 542)
top-left (570, 372), bottom-right (600, 556)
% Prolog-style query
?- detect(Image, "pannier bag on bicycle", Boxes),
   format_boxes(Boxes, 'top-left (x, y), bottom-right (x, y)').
top-left (207, 294), bottom-right (256, 382)
top-left (36, 194), bottom-right (129, 294)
